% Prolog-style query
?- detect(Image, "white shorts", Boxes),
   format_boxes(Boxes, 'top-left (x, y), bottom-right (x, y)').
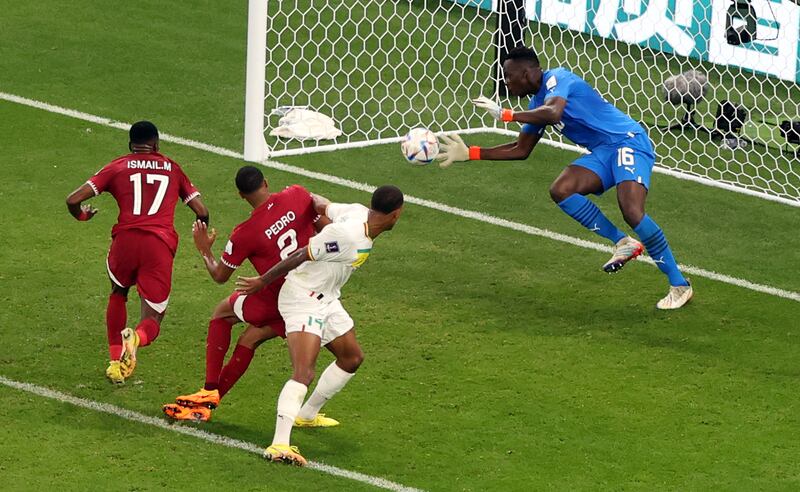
top-left (278, 281), bottom-right (354, 346)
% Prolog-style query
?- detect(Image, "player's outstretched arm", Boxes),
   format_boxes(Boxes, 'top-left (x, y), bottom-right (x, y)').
top-left (437, 132), bottom-right (539, 168)
top-left (186, 195), bottom-right (209, 225)
top-left (65, 183), bottom-right (98, 221)
top-left (193, 220), bottom-right (235, 284)
top-left (235, 247), bottom-right (310, 295)
top-left (475, 132), bottom-right (540, 161)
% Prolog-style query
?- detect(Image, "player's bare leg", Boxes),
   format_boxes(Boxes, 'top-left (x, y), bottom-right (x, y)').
top-left (120, 301), bottom-right (164, 379)
top-left (296, 329), bottom-right (363, 428)
top-left (265, 331), bottom-right (320, 466)
top-left (237, 323), bottom-right (278, 350)
top-left (549, 165), bottom-right (605, 201)
top-left (106, 283), bottom-right (130, 384)
top-left (617, 181), bottom-right (692, 308)
top-left (550, 166), bottom-right (640, 272)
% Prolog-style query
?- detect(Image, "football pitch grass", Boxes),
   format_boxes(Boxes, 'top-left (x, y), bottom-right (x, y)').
top-left (2, 1), bottom-right (800, 490)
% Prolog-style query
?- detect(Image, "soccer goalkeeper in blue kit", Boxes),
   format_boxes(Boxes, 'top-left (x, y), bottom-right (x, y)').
top-left (438, 46), bottom-right (692, 309)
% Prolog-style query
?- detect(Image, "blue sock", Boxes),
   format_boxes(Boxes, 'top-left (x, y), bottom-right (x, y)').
top-left (633, 215), bottom-right (688, 287)
top-left (558, 194), bottom-right (626, 244)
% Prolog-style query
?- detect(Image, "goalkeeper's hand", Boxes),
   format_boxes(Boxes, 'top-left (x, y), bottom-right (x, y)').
top-left (436, 134), bottom-right (469, 169)
top-left (472, 96), bottom-right (513, 122)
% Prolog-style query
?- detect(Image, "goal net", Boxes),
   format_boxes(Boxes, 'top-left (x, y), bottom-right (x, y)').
top-left (245, 0), bottom-right (800, 206)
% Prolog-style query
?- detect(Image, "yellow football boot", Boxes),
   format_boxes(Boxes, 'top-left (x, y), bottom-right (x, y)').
top-left (119, 328), bottom-right (140, 378)
top-left (175, 388), bottom-right (220, 409)
top-left (264, 444), bottom-right (307, 466)
top-left (294, 413), bottom-right (340, 428)
top-left (105, 360), bottom-right (125, 384)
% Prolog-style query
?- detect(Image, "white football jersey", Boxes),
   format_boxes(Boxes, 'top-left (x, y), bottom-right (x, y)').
top-left (285, 203), bottom-right (373, 299)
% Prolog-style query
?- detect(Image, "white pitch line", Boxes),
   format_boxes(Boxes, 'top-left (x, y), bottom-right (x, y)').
top-left (0, 375), bottom-right (423, 492)
top-left (255, 165), bottom-right (800, 304)
top-left (1, 91), bottom-right (798, 303)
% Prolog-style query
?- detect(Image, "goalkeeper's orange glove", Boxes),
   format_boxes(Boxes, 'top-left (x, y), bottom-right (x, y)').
top-left (436, 134), bottom-right (485, 168)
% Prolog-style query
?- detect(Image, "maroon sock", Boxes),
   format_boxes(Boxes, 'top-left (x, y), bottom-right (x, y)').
top-left (135, 318), bottom-right (160, 347)
top-left (106, 292), bottom-right (127, 360)
top-left (204, 318), bottom-right (234, 390)
top-left (218, 344), bottom-right (255, 398)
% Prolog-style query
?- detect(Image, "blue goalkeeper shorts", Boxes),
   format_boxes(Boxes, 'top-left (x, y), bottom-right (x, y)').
top-left (571, 132), bottom-right (655, 194)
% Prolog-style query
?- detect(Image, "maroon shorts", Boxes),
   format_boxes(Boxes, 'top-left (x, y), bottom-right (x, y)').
top-left (228, 288), bottom-right (286, 338)
top-left (107, 229), bottom-right (174, 313)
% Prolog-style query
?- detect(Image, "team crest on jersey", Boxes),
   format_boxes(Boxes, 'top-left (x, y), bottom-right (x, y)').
top-left (546, 76), bottom-right (557, 91)
top-left (325, 241), bottom-right (339, 253)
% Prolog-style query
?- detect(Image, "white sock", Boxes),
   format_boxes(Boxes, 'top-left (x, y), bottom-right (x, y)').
top-left (297, 362), bottom-right (354, 420)
top-left (272, 379), bottom-right (308, 445)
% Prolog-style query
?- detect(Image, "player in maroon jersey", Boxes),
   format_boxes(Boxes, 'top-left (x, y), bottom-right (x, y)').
top-left (163, 165), bottom-right (338, 422)
top-left (65, 121), bottom-right (209, 384)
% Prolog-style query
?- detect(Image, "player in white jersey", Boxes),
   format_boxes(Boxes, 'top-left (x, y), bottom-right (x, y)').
top-left (235, 185), bottom-right (405, 466)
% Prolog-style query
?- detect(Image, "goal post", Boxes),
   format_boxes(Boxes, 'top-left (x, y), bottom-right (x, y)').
top-left (244, 0), bottom-right (800, 207)
top-left (243, 0), bottom-right (268, 163)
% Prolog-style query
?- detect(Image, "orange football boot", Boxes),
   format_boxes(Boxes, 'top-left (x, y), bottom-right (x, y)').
top-left (162, 403), bottom-right (212, 422)
top-left (175, 388), bottom-right (220, 409)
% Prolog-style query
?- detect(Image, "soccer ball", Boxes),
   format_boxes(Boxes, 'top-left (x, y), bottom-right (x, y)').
top-left (401, 128), bottom-right (439, 165)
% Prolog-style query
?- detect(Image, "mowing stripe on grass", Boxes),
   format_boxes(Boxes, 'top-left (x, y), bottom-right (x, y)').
top-left (1, 91), bottom-right (797, 303)
top-left (0, 375), bottom-right (424, 492)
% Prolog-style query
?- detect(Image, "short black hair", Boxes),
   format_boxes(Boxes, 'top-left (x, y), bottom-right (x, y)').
top-left (505, 46), bottom-right (540, 67)
top-left (371, 185), bottom-right (404, 214)
top-left (129, 121), bottom-right (159, 144)
top-left (236, 165), bottom-right (265, 194)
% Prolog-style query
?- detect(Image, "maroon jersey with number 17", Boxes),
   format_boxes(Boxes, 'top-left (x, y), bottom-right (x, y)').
top-left (87, 152), bottom-right (200, 253)
top-left (221, 185), bottom-right (317, 288)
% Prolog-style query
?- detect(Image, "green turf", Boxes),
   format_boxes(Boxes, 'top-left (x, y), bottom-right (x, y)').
top-left (1, 1), bottom-right (800, 490)
top-left (0, 389), bottom-right (376, 492)
top-left (2, 99), bottom-right (800, 490)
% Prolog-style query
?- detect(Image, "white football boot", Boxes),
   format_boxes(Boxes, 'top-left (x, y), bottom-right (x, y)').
top-left (603, 236), bottom-right (644, 273)
top-left (656, 282), bottom-right (693, 310)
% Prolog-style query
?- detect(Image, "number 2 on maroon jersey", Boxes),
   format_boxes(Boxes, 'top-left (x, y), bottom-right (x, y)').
top-left (277, 229), bottom-right (298, 259)
top-left (129, 173), bottom-right (170, 215)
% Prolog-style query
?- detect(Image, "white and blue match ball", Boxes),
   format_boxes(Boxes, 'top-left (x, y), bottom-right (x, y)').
top-left (401, 128), bottom-right (439, 165)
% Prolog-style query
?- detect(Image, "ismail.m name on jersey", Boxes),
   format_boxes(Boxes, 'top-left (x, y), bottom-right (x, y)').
top-left (127, 160), bottom-right (173, 171)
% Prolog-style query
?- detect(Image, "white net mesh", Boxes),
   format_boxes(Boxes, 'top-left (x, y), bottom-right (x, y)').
top-left (262, 0), bottom-right (800, 204)
top-left (265, 1), bottom-right (497, 151)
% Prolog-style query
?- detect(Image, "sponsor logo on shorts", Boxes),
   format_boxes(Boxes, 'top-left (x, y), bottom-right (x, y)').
top-left (325, 241), bottom-right (339, 253)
